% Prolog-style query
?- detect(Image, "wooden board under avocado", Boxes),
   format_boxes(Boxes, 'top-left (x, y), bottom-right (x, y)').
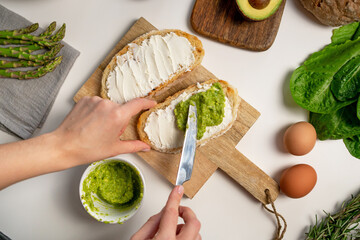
top-left (73, 17), bottom-right (279, 203)
top-left (191, 0), bottom-right (286, 51)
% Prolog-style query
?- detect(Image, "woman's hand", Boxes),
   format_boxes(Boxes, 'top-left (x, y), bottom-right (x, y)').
top-left (131, 185), bottom-right (201, 240)
top-left (54, 96), bottom-right (156, 168)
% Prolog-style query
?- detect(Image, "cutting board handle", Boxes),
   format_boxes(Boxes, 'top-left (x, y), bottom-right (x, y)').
top-left (200, 144), bottom-right (279, 205)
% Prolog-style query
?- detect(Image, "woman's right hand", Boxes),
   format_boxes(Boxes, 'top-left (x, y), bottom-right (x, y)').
top-left (131, 185), bottom-right (201, 240)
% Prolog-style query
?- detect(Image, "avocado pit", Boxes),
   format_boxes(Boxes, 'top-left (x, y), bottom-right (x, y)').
top-left (249, 0), bottom-right (270, 9)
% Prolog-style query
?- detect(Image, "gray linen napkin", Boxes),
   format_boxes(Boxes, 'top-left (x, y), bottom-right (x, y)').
top-left (0, 4), bottom-right (80, 139)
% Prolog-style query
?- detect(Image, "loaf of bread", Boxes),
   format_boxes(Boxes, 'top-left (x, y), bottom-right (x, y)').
top-left (299, 0), bottom-right (360, 26)
top-left (137, 79), bottom-right (241, 153)
top-left (101, 29), bottom-right (204, 104)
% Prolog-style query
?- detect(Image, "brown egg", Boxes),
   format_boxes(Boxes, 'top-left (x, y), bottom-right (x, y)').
top-left (283, 121), bottom-right (317, 156)
top-left (280, 164), bottom-right (317, 198)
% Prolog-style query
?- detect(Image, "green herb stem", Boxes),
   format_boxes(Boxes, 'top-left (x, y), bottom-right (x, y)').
top-left (306, 191), bottom-right (360, 240)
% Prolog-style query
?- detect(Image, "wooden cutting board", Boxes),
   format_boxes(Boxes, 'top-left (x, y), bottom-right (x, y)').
top-left (73, 17), bottom-right (279, 204)
top-left (191, 0), bottom-right (286, 51)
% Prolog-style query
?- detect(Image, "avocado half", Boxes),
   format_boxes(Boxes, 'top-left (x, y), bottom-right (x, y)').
top-left (236, 0), bottom-right (283, 21)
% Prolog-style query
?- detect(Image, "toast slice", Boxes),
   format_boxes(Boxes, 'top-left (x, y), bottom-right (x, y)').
top-left (137, 79), bottom-right (241, 153)
top-left (101, 29), bottom-right (204, 103)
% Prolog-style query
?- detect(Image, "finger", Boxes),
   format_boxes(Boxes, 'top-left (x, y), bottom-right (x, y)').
top-left (157, 185), bottom-right (184, 238)
top-left (120, 98), bottom-right (156, 118)
top-left (114, 140), bottom-right (151, 154)
top-left (177, 206), bottom-right (201, 239)
top-left (131, 211), bottom-right (163, 240)
top-left (176, 224), bottom-right (185, 235)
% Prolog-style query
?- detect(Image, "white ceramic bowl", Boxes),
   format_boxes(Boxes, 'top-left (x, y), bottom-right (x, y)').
top-left (79, 158), bottom-right (145, 224)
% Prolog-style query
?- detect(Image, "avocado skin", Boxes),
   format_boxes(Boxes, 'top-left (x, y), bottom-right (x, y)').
top-left (236, 0), bottom-right (283, 21)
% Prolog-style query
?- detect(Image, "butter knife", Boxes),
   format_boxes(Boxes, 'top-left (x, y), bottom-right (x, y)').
top-left (175, 104), bottom-right (198, 186)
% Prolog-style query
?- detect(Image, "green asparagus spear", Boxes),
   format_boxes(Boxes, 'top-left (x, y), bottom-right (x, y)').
top-left (0, 56), bottom-right (62, 79)
top-left (40, 22), bottom-right (56, 37)
top-left (0, 32), bottom-right (58, 47)
top-left (1, 23), bottom-right (40, 35)
top-left (0, 44), bottom-right (63, 62)
top-left (0, 39), bottom-right (33, 45)
top-left (0, 22), bottom-right (57, 44)
top-left (4, 44), bottom-right (44, 54)
top-left (0, 59), bottom-right (47, 68)
top-left (0, 23), bottom-right (39, 41)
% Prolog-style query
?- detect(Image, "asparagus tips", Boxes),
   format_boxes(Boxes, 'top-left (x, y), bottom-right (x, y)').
top-left (15, 23), bottom-right (39, 35)
top-left (50, 23), bottom-right (66, 42)
top-left (0, 56), bottom-right (62, 80)
top-left (46, 43), bottom-right (64, 58)
top-left (40, 22), bottom-right (57, 37)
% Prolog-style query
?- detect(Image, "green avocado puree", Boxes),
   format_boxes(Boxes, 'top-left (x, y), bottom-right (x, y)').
top-left (81, 160), bottom-right (143, 215)
top-left (174, 82), bottom-right (226, 139)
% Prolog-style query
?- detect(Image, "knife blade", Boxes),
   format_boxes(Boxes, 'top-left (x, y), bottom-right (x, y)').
top-left (175, 104), bottom-right (197, 186)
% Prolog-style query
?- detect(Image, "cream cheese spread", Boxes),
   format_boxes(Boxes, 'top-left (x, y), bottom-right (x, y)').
top-left (144, 84), bottom-right (233, 150)
top-left (106, 32), bottom-right (196, 104)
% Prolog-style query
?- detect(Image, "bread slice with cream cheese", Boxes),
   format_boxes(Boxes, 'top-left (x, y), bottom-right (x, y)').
top-left (101, 29), bottom-right (204, 104)
top-left (137, 79), bottom-right (241, 154)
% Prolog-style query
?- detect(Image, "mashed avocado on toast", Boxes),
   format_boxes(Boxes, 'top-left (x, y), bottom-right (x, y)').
top-left (174, 82), bottom-right (226, 140)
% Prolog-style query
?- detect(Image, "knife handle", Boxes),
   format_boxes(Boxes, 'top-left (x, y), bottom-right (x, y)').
top-left (199, 144), bottom-right (279, 205)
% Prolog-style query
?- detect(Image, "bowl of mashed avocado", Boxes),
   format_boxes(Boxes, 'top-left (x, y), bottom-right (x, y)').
top-left (79, 158), bottom-right (145, 224)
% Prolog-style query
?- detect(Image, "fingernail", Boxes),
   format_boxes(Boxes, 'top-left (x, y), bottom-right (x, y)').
top-left (177, 185), bottom-right (184, 195)
top-left (141, 148), bottom-right (150, 152)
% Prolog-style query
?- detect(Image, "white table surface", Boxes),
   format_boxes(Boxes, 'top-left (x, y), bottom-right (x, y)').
top-left (0, 0), bottom-right (360, 239)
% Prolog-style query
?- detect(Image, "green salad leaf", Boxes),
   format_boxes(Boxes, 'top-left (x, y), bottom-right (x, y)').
top-left (310, 102), bottom-right (360, 140)
top-left (344, 135), bottom-right (360, 158)
top-left (331, 22), bottom-right (360, 45)
top-left (305, 22), bottom-right (360, 67)
top-left (290, 37), bottom-right (360, 114)
top-left (357, 95), bottom-right (360, 120)
top-left (330, 55), bottom-right (360, 101)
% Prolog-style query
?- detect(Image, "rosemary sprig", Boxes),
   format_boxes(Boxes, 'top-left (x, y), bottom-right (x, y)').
top-left (306, 190), bottom-right (360, 240)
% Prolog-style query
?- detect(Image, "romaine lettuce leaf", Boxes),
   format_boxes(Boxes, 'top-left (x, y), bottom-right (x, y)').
top-left (330, 55), bottom-right (360, 101)
top-left (310, 102), bottom-right (359, 140)
top-left (331, 22), bottom-right (360, 45)
top-left (290, 37), bottom-right (360, 113)
top-left (344, 135), bottom-right (360, 159)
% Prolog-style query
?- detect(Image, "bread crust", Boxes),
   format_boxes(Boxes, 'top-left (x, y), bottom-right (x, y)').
top-left (137, 79), bottom-right (241, 154)
top-left (101, 29), bottom-right (204, 101)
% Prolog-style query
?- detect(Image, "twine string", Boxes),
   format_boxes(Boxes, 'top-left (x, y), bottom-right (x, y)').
top-left (262, 189), bottom-right (287, 240)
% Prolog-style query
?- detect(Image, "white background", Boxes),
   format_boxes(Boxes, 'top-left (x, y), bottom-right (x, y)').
top-left (0, 0), bottom-right (360, 239)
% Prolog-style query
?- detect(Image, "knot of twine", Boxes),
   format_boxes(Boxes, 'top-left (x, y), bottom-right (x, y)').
top-left (262, 189), bottom-right (287, 240)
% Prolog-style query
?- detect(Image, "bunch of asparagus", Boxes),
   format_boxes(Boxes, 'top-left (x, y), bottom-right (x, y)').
top-left (0, 22), bottom-right (65, 80)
